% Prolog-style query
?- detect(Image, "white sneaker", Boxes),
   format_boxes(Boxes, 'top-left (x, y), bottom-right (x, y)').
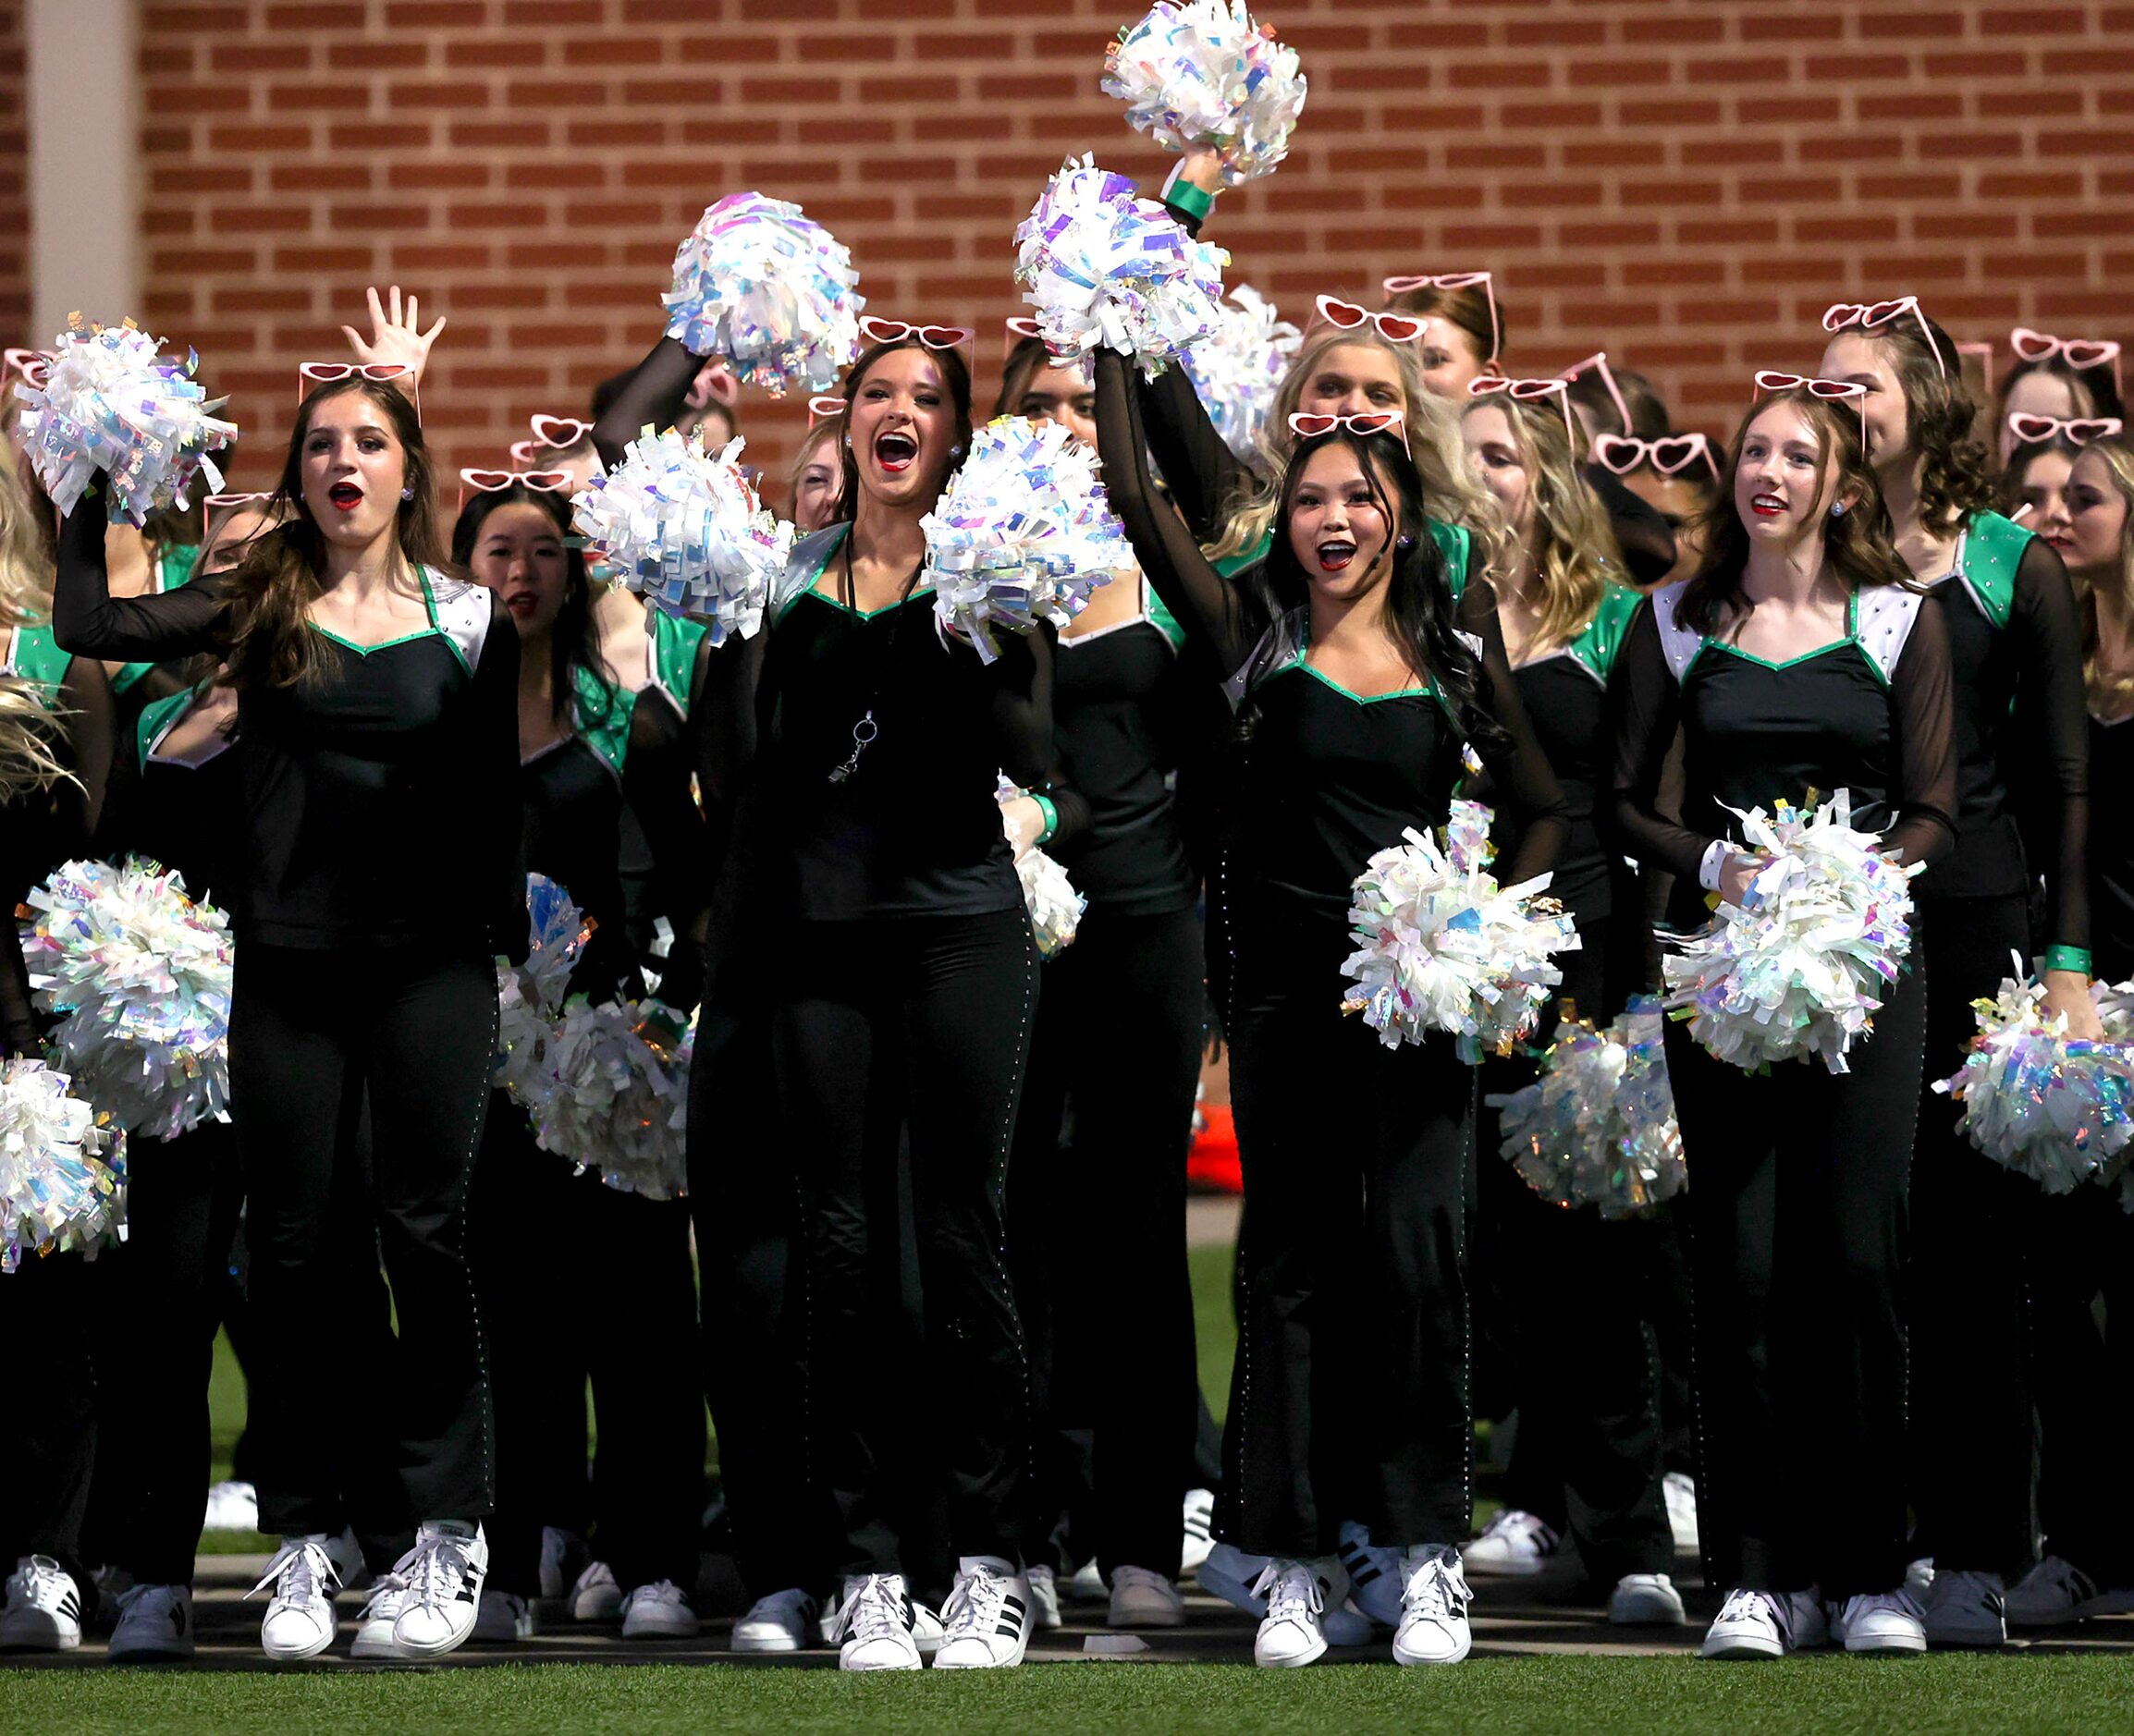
top-left (910, 1596), bottom-right (945, 1657)
top-left (350, 1572), bottom-right (412, 1658)
top-left (539, 1527), bottom-right (585, 1602)
top-left (1608, 1571), bottom-right (1686, 1626)
top-left (1335, 1521), bottom-right (1405, 1627)
top-left (1025, 1562), bottom-right (1063, 1630)
top-left (2006, 1555), bottom-right (2134, 1628)
top-left (1108, 1564), bottom-right (1185, 1628)
top-left (833, 1573), bottom-right (922, 1671)
top-left (935, 1557), bottom-right (1032, 1669)
top-left (1, 1557), bottom-right (84, 1652)
top-left (1701, 1586), bottom-right (1827, 1659)
top-left (251, 1535), bottom-right (341, 1660)
top-left (619, 1579), bottom-right (699, 1639)
top-left (1065, 1558), bottom-right (1106, 1602)
top-left (1829, 1589), bottom-right (1927, 1655)
top-left (1392, 1547), bottom-right (1472, 1666)
top-left (731, 1587), bottom-right (819, 1653)
top-left (1251, 1559), bottom-right (1329, 1669)
top-left (470, 1589), bottom-right (536, 1643)
top-left (109, 1583), bottom-right (194, 1661)
top-left (390, 1522), bottom-right (489, 1658)
top-left (1464, 1509), bottom-right (1559, 1577)
top-left (1920, 1569), bottom-right (2005, 1647)
top-left (1662, 1473), bottom-right (1699, 1555)
top-left (570, 1558), bottom-right (623, 1621)
top-left (1181, 1488), bottom-right (1216, 1576)
top-left (202, 1479), bottom-right (261, 1534)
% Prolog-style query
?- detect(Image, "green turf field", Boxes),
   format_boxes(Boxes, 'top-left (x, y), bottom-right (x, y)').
top-left (6, 1653), bottom-right (2129, 1734)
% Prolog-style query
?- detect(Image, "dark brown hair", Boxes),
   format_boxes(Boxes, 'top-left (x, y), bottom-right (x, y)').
top-left (1852, 312), bottom-right (1995, 539)
top-left (450, 482), bottom-right (611, 730)
top-left (218, 377), bottom-right (448, 691)
top-left (1678, 387), bottom-right (1916, 634)
top-left (830, 336), bottom-right (975, 527)
top-left (993, 334), bottom-right (1053, 421)
top-left (1384, 281), bottom-right (1502, 367)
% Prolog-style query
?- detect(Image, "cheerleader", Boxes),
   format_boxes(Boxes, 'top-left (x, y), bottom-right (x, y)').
top-left (995, 333), bottom-right (1205, 1631)
top-left (788, 415), bottom-right (846, 534)
top-left (51, 372), bottom-right (521, 1661)
top-left (1093, 344), bottom-right (1566, 1669)
top-left (2005, 434), bottom-right (2134, 1629)
top-left (2002, 429), bottom-right (2090, 539)
top-left (452, 477), bottom-right (709, 1648)
top-left (1992, 328), bottom-right (2126, 468)
top-left (1453, 383), bottom-right (1684, 1625)
top-left (1820, 300), bottom-right (2091, 1647)
top-left (1609, 381), bottom-right (1957, 1658)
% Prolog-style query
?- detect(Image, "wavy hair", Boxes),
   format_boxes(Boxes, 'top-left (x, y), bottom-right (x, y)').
top-left (0, 430), bottom-right (54, 629)
top-left (1848, 311), bottom-right (1996, 539)
top-left (1260, 427), bottom-right (1507, 757)
top-left (451, 482), bottom-right (612, 731)
top-left (1678, 387), bottom-right (1916, 635)
top-left (1995, 354), bottom-right (2128, 437)
top-left (829, 336), bottom-right (975, 530)
top-left (2059, 436), bottom-right (2134, 715)
top-left (1208, 324), bottom-right (1509, 576)
top-left (217, 377), bottom-right (448, 691)
top-left (1460, 393), bottom-right (1622, 651)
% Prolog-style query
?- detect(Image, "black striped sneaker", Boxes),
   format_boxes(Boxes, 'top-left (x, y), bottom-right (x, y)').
top-left (935, 1558), bottom-right (1030, 1669)
top-left (1, 1556), bottom-right (82, 1652)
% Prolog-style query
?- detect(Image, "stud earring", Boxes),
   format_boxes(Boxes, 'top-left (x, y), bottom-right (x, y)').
top-left (400, 486), bottom-right (415, 501)
top-left (949, 444), bottom-right (963, 458)
top-left (1830, 500), bottom-right (1847, 518)
top-left (1396, 533), bottom-right (1414, 549)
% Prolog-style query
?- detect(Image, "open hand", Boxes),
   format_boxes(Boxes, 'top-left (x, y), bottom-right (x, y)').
top-left (340, 285), bottom-right (446, 390)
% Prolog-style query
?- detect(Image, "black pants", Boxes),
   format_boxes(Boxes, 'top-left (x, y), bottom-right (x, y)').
top-left (229, 942), bottom-right (497, 1534)
top-left (2027, 1179), bottom-right (2134, 1583)
top-left (0, 1253), bottom-right (98, 1598)
top-left (1009, 902), bottom-right (1202, 1579)
top-left (777, 907), bottom-right (1039, 1576)
top-left (1477, 922), bottom-right (1675, 1583)
top-left (1669, 947), bottom-right (1929, 1601)
top-left (1222, 904), bottom-right (1475, 1558)
top-left (1907, 892), bottom-right (2040, 1579)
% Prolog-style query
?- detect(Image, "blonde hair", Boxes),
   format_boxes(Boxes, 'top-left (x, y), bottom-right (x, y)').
top-left (1207, 326), bottom-right (1510, 577)
top-left (0, 429), bottom-right (55, 629)
top-left (2066, 436), bottom-right (2134, 716)
top-left (1461, 393), bottom-right (1621, 651)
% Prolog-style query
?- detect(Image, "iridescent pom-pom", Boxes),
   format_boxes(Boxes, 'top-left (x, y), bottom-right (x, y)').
top-left (660, 191), bottom-right (865, 398)
top-left (924, 416), bottom-right (1128, 663)
top-left (1, 1058), bottom-right (127, 1273)
top-left (19, 858), bottom-right (232, 1141)
top-left (1932, 958), bottom-right (2134, 1197)
top-left (1181, 284), bottom-right (1302, 464)
top-left (1103, 1), bottom-right (1307, 188)
top-left (1018, 847), bottom-right (1086, 960)
top-left (1340, 800), bottom-right (1581, 1063)
top-left (571, 427), bottom-right (793, 642)
top-left (1489, 996), bottom-right (1685, 1219)
top-left (14, 320), bottom-right (237, 523)
top-left (534, 999), bottom-right (691, 1201)
top-left (1014, 154), bottom-right (1230, 378)
top-left (1661, 790), bottom-right (1919, 1075)
top-left (494, 874), bottom-right (595, 1116)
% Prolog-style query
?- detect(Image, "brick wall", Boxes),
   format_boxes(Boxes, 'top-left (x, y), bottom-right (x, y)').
top-left (108, 0), bottom-right (2134, 502)
top-left (0, 3), bottom-right (26, 347)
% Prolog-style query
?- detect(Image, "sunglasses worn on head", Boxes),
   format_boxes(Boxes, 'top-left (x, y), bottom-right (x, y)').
top-left (1822, 296), bottom-right (1944, 381)
top-left (1466, 373), bottom-right (1577, 446)
top-left (1315, 295), bottom-right (1425, 345)
top-left (2007, 412), bottom-right (2123, 446)
top-left (1752, 370), bottom-right (1868, 434)
top-left (1380, 270), bottom-right (1500, 361)
top-left (202, 491), bottom-right (274, 549)
top-left (1560, 352), bottom-right (1630, 435)
top-left (808, 395), bottom-right (847, 425)
top-left (4, 347), bottom-right (50, 389)
top-left (298, 361), bottom-right (421, 422)
top-left (456, 468), bottom-right (572, 510)
top-left (860, 317), bottom-right (974, 352)
top-left (1287, 410), bottom-right (1412, 455)
top-left (1594, 432), bottom-right (1722, 483)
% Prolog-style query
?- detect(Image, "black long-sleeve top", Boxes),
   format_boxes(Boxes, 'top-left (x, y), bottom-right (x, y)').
top-left (1093, 348), bottom-right (1567, 929)
top-left (52, 500), bottom-right (524, 955)
top-left (1913, 511), bottom-right (2089, 959)
top-left (1610, 579), bottom-right (1959, 932)
top-left (2087, 714), bottom-right (2134, 982)
top-left (94, 679), bottom-right (244, 913)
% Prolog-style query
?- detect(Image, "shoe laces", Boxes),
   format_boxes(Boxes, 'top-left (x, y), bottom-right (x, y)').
top-left (1715, 1587), bottom-right (1777, 1631)
top-left (942, 1564), bottom-right (1009, 1638)
top-left (250, 1538), bottom-right (339, 1606)
top-left (13, 1555), bottom-right (70, 1602)
top-left (1252, 1561), bottom-right (1323, 1627)
top-left (1404, 1551), bottom-right (1471, 1620)
top-left (629, 1580), bottom-right (687, 1610)
top-left (1479, 1509), bottom-right (1547, 1546)
top-left (359, 1571), bottom-right (411, 1621)
top-left (1846, 1588), bottom-right (1923, 1621)
top-left (408, 1532), bottom-right (473, 1612)
top-left (838, 1574), bottom-right (909, 1644)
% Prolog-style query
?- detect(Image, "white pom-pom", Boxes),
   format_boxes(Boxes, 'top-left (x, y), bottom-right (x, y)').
top-left (1018, 847), bottom-right (1086, 960)
top-left (1014, 154), bottom-right (1231, 378)
top-left (14, 321), bottom-right (236, 523)
top-left (1488, 996), bottom-right (1686, 1218)
top-left (660, 191), bottom-right (865, 398)
top-left (534, 999), bottom-right (691, 1201)
top-left (1180, 284), bottom-right (1302, 463)
top-left (1340, 801), bottom-right (1581, 1063)
top-left (1661, 791), bottom-right (1919, 1075)
top-left (924, 416), bottom-right (1129, 663)
top-left (571, 427), bottom-right (793, 642)
top-left (1, 1057), bottom-right (128, 1273)
top-left (19, 858), bottom-right (232, 1141)
top-left (1104, 0), bottom-right (1308, 188)
top-left (494, 874), bottom-right (595, 1117)
top-left (1932, 956), bottom-right (2134, 1196)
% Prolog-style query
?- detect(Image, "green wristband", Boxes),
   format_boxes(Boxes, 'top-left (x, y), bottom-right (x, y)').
top-left (1031, 792), bottom-right (1058, 847)
top-left (2042, 945), bottom-right (2092, 977)
top-left (1161, 168), bottom-right (1215, 224)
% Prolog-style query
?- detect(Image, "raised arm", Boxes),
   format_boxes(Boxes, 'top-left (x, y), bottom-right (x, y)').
top-left (978, 622), bottom-right (1058, 792)
top-left (1607, 597), bottom-right (1713, 881)
top-left (1457, 579), bottom-right (1568, 886)
top-left (591, 336), bottom-right (706, 472)
top-left (2006, 535), bottom-right (2091, 964)
top-left (1093, 347), bottom-right (1267, 678)
top-left (623, 636), bottom-right (714, 1010)
top-left (53, 494), bottom-right (227, 662)
top-left (1883, 586), bottom-right (1959, 871)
